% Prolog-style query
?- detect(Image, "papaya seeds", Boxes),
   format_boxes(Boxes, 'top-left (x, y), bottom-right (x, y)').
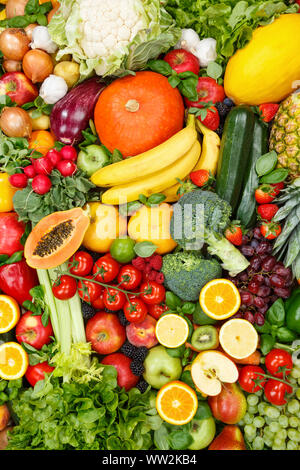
top-left (191, 325), bottom-right (219, 351)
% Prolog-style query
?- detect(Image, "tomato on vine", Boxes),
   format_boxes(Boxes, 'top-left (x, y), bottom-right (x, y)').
top-left (124, 298), bottom-right (148, 323)
top-left (265, 349), bottom-right (293, 378)
top-left (92, 255), bottom-right (120, 283)
top-left (52, 275), bottom-right (77, 300)
top-left (78, 276), bottom-right (103, 303)
top-left (139, 281), bottom-right (165, 305)
top-left (103, 287), bottom-right (126, 311)
top-left (69, 251), bottom-right (94, 276)
top-left (117, 265), bottom-right (142, 290)
top-left (264, 379), bottom-right (293, 406)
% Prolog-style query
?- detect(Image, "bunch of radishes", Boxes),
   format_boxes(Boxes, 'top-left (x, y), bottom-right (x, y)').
top-left (9, 145), bottom-right (78, 195)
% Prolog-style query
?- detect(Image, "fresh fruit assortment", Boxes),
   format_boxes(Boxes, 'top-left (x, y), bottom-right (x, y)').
top-left (0, 0), bottom-right (299, 453)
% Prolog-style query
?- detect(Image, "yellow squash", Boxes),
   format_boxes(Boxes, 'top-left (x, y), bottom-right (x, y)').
top-left (0, 172), bottom-right (17, 213)
top-left (224, 14), bottom-right (300, 105)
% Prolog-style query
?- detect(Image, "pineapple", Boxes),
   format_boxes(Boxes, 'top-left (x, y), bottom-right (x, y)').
top-left (270, 90), bottom-right (300, 179)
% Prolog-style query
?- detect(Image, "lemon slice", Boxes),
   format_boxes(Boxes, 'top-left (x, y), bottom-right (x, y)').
top-left (219, 319), bottom-right (258, 360)
top-left (155, 314), bottom-right (189, 348)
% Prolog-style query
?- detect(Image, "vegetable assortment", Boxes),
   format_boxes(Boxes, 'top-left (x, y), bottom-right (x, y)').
top-left (0, 0), bottom-right (300, 454)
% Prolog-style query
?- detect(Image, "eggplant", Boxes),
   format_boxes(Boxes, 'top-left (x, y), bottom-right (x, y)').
top-left (50, 77), bottom-right (106, 145)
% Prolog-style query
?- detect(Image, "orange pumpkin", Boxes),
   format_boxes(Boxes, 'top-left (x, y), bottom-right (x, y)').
top-left (94, 71), bottom-right (185, 158)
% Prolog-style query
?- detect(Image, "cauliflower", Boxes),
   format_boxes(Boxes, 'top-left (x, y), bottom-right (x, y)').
top-left (48, 0), bottom-right (180, 78)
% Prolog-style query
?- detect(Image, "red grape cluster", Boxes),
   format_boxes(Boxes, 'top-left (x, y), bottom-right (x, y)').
top-left (227, 227), bottom-right (293, 326)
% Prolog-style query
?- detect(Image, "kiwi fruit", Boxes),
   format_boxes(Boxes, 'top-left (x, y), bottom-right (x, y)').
top-left (191, 325), bottom-right (219, 351)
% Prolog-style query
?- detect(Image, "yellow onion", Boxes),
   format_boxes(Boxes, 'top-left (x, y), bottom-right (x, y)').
top-left (24, 23), bottom-right (38, 41)
top-left (0, 107), bottom-right (32, 138)
top-left (22, 49), bottom-right (54, 83)
top-left (5, 0), bottom-right (28, 18)
top-left (0, 28), bottom-right (30, 61)
top-left (2, 58), bottom-right (22, 72)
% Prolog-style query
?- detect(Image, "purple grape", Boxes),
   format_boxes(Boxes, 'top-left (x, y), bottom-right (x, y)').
top-left (254, 312), bottom-right (265, 326)
top-left (241, 245), bottom-right (255, 257)
top-left (250, 255), bottom-right (261, 272)
top-left (242, 235), bottom-right (249, 245)
top-left (257, 285), bottom-right (271, 297)
top-left (264, 276), bottom-right (271, 287)
top-left (254, 296), bottom-right (265, 308)
top-left (252, 274), bottom-right (264, 285)
top-left (269, 295), bottom-right (278, 304)
top-left (239, 273), bottom-right (249, 282)
top-left (258, 305), bottom-right (269, 315)
top-left (248, 281), bottom-right (259, 294)
top-left (244, 311), bottom-right (255, 324)
top-left (256, 241), bottom-right (271, 255)
top-left (274, 262), bottom-right (285, 272)
top-left (232, 311), bottom-right (243, 319)
top-left (261, 256), bottom-right (277, 272)
top-left (253, 227), bottom-right (262, 240)
top-left (273, 287), bottom-right (291, 299)
top-left (250, 239), bottom-right (260, 250)
top-left (240, 291), bottom-right (254, 305)
top-left (270, 274), bottom-right (285, 288)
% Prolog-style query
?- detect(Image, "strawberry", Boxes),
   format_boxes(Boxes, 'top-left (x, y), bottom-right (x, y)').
top-left (258, 103), bottom-right (279, 122)
top-left (296, 0), bottom-right (300, 11)
top-left (197, 106), bottom-right (220, 131)
top-left (257, 204), bottom-right (279, 222)
top-left (190, 169), bottom-right (213, 187)
top-left (185, 77), bottom-right (225, 106)
top-left (255, 184), bottom-right (278, 204)
top-left (271, 181), bottom-right (285, 196)
top-left (260, 221), bottom-right (282, 240)
top-left (225, 223), bottom-right (243, 246)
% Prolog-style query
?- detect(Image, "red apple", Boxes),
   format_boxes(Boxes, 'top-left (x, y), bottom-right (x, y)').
top-left (85, 311), bottom-right (126, 355)
top-left (126, 315), bottom-right (158, 348)
top-left (101, 353), bottom-right (139, 391)
top-left (0, 72), bottom-right (38, 106)
top-left (0, 212), bottom-right (25, 256)
top-left (163, 48), bottom-right (200, 75)
top-left (16, 311), bottom-right (53, 350)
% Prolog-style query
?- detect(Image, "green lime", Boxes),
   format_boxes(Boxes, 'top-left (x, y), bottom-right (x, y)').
top-left (110, 237), bottom-right (136, 264)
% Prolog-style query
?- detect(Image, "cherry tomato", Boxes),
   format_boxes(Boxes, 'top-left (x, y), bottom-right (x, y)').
top-left (25, 362), bottom-right (55, 387)
top-left (265, 348), bottom-right (293, 378)
top-left (52, 275), bottom-right (77, 300)
top-left (238, 365), bottom-right (266, 393)
top-left (139, 281), bottom-right (165, 305)
top-left (124, 298), bottom-right (148, 323)
top-left (78, 276), bottom-right (103, 303)
top-left (264, 379), bottom-right (293, 406)
top-left (92, 255), bottom-right (120, 283)
top-left (16, 311), bottom-right (53, 350)
top-left (148, 303), bottom-right (168, 320)
top-left (69, 251), bottom-right (93, 276)
top-left (103, 287), bottom-right (126, 311)
top-left (117, 265), bottom-right (142, 290)
top-left (91, 291), bottom-right (105, 310)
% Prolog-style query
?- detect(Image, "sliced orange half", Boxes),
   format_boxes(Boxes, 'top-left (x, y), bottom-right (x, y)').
top-left (0, 342), bottom-right (28, 380)
top-left (155, 314), bottom-right (189, 348)
top-left (0, 295), bottom-right (20, 334)
top-left (199, 279), bottom-right (241, 320)
top-left (219, 318), bottom-right (258, 360)
top-left (156, 380), bottom-right (198, 425)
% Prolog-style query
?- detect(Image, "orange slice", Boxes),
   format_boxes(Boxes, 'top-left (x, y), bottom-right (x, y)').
top-left (0, 295), bottom-right (20, 334)
top-left (219, 319), bottom-right (259, 360)
top-left (155, 314), bottom-right (189, 348)
top-left (0, 342), bottom-right (28, 380)
top-left (156, 380), bottom-right (198, 425)
top-left (199, 279), bottom-right (241, 320)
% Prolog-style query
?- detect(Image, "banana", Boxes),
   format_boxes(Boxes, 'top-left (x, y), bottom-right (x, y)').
top-left (195, 120), bottom-right (221, 175)
top-left (91, 123), bottom-right (197, 188)
top-left (101, 140), bottom-right (201, 205)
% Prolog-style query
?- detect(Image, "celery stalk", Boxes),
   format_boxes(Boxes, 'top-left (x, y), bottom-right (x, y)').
top-left (37, 268), bottom-right (60, 343)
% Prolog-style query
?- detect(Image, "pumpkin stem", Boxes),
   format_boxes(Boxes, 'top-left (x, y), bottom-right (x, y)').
top-left (125, 99), bottom-right (140, 113)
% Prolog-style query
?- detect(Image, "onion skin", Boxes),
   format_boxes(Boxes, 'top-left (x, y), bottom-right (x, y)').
top-left (0, 28), bottom-right (30, 61)
top-left (22, 49), bottom-right (54, 83)
top-left (5, 0), bottom-right (28, 18)
top-left (0, 106), bottom-right (32, 138)
top-left (24, 23), bottom-right (38, 41)
top-left (2, 59), bottom-right (22, 73)
top-left (50, 77), bottom-right (106, 145)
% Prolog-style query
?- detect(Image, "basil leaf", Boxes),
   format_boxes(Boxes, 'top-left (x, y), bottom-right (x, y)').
top-left (166, 345), bottom-right (185, 358)
top-left (165, 291), bottom-right (182, 309)
top-left (276, 327), bottom-right (298, 343)
top-left (147, 193), bottom-right (166, 206)
top-left (169, 429), bottom-right (193, 450)
top-left (260, 334), bottom-right (275, 356)
top-left (260, 168), bottom-right (289, 184)
top-left (168, 74), bottom-right (181, 88)
top-left (119, 201), bottom-right (142, 217)
top-left (255, 151), bottom-right (278, 176)
top-left (133, 241), bottom-right (157, 258)
top-left (111, 149), bottom-right (123, 163)
top-left (266, 298), bottom-right (285, 326)
top-left (255, 320), bottom-right (272, 334)
top-left (181, 302), bottom-right (196, 315)
top-left (206, 62), bottom-right (223, 80)
top-left (148, 60), bottom-right (172, 76)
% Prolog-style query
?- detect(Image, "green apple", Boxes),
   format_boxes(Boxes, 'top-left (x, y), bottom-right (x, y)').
top-left (77, 144), bottom-right (110, 177)
top-left (143, 345), bottom-right (182, 389)
top-left (188, 417), bottom-right (216, 450)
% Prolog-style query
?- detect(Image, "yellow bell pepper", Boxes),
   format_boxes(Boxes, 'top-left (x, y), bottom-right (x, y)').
top-left (0, 172), bottom-right (17, 213)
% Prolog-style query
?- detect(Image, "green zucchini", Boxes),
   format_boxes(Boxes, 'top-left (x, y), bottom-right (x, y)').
top-left (236, 117), bottom-right (268, 227)
top-left (216, 106), bottom-right (255, 212)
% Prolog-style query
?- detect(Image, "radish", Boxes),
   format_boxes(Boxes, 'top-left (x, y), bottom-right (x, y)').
top-left (46, 149), bottom-right (62, 167)
top-left (33, 156), bottom-right (53, 175)
top-left (9, 173), bottom-right (28, 188)
top-left (60, 145), bottom-right (77, 161)
top-left (23, 165), bottom-right (36, 178)
top-left (56, 160), bottom-right (77, 177)
top-left (32, 174), bottom-right (52, 194)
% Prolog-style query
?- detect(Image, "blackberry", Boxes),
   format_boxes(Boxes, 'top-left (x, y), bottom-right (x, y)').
top-left (133, 346), bottom-right (148, 362)
top-left (223, 97), bottom-right (235, 107)
top-left (120, 341), bottom-right (137, 359)
top-left (136, 379), bottom-right (149, 394)
top-left (130, 360), bottom-right (145, 376)
top-left (215, 124), bottom-right (224, 138)
top-left (216, 101), bottom-right (231, 120)
top-left (117, 310), bottom-right (130, 326)
top-left (81, 301), bottom-right (95, 320)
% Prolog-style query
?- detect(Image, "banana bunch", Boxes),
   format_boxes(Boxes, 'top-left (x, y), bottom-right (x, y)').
top-left (163, 120), bottom-right (221, 202)
top-left (92, 116), bottom-right (201, 205)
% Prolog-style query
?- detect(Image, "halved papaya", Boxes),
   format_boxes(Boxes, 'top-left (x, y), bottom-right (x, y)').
top-left (24, 208), bottom-right (90, 269)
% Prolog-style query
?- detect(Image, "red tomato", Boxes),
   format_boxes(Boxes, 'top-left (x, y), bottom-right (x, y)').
top-left (103, 287), bottom-right (126, 311)
top-left (91, 291), bottom-right (105, 310)
top-left (92, 255), bottom-right (120, 283)
top-left (117, 265), bottom-right (142, 290)
top-left (238, 365), bottom-right (266, 393)
top-left (265, 348), bottom-right (293, 378)
top-left (264, 379), bottom-right (293, 406)
top-left (148, 303), bottom-right (168, 320)
top-left (25, 362), bottom-right (55, 387)
top-left (124, 298), bottom-right (148, 323)
top-left (16, 311), bottom-right (53, 350)
top-left (139, 281), bottom-right (165, 305)
top-left (69, 251), bottom-right (93, 276)
top-left (78, 276), bottom-right (103, 303)
top-left (52, 275), bottom-right (78, 300)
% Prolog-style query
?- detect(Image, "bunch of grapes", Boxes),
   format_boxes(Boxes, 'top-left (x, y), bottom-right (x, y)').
top-left (227, 227), bottom-right (293, 326)
top-left (239, 367), bottom-right (300, 450)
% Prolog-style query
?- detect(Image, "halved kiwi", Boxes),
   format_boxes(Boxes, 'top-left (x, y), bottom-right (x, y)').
top-left (191, 325), bottom-right (219, 351)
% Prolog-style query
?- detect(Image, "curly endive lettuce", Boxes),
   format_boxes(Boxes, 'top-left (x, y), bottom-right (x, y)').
top-left (48, 0), bottom-right (181, 78)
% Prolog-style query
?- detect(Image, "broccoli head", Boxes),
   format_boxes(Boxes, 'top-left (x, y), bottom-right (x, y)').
top-left (161, 251), bottom-right (222, 301)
